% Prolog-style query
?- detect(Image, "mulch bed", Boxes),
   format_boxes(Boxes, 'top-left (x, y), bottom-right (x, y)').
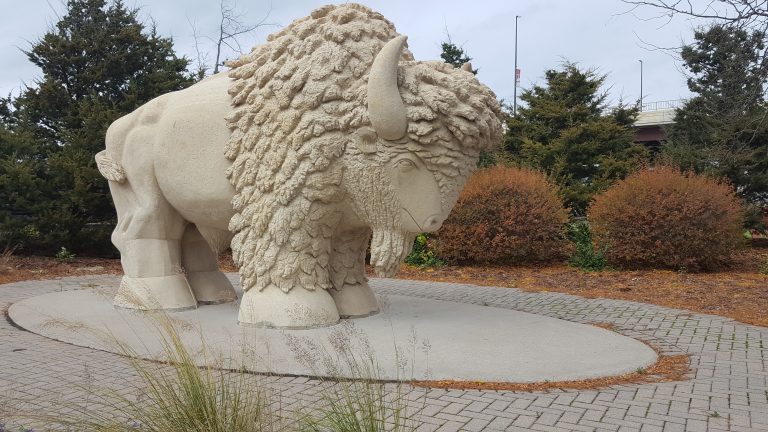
top-left (0, 255), bottom-right (123, 285)
top-left (396, 246), bottom-right (768, 328)
top-left (413, 354), bottom-right (690, 391)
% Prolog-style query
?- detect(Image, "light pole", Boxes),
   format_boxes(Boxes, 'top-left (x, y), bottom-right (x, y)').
top-left (513, 15), bottom-right (520, 116)
top-left (638, 59), bottom-right (643, 111)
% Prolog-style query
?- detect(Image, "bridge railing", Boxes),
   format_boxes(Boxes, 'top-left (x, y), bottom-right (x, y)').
top-left (607, 99), bottom-right (687, 113)
top-left (639, 99), bottom-right (686, 112)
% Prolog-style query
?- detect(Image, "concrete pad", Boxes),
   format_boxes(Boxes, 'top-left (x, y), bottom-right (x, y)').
top-left (8, 283), bottom-right (657, 382)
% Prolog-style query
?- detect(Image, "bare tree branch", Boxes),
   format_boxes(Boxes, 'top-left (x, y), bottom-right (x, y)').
top-left (212, 0), bottom-right (278, 74)
top-left (187, 16), bottom-right (210, 79)
top-left (622, 0), bottom-right (768, 31)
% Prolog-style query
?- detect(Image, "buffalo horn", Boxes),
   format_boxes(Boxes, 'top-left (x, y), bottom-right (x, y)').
top-left (367, 35), bottom-right (408, 141)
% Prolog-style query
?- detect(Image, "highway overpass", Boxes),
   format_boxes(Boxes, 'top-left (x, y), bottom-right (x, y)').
top-left (633, 99), bottom-right (684, 150)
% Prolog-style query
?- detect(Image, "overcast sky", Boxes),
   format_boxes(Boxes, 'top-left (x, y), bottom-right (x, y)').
top-left (0, 0), bottom-right (703, 107)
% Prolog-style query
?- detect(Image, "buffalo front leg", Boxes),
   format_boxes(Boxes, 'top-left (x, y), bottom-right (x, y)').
top-left (237, 243), bottom-right (340, 328)
top-left (236, 204), bottom-right (341, 328)
top-left (109, 180), bottom-right (197, 311)
top-left (181, 224), bottom-right (237, 304)
top-left (329, 228), bottom-right (379, 318)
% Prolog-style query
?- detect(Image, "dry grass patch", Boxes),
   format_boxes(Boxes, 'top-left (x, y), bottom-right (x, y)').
top-left (0, 246), bottom-right (15, 275)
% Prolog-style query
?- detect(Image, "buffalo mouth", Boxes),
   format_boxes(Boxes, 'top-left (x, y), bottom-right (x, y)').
top-left (400, 208), bottom-right (443, 233)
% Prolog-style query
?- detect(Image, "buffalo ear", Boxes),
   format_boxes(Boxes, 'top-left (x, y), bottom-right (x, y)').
top-left (353, 127), bottom-right (378, 154)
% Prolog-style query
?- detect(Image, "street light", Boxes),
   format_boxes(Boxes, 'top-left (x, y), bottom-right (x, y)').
top-left (513, 15), bottom-right (521, 116)
top-left (638, 59), bottom-right (643, 111)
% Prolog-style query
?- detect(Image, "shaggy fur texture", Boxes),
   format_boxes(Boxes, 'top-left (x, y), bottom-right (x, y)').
top-left (225, 3), bottom-right (502, 293)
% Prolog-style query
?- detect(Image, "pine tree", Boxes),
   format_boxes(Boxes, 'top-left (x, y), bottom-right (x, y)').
top-left (663, 24), bottom-right (768, 203)
top-left (440, 40), bottom-right (478, 74)
top-left (0, 97), bottom-right (50, 248)
top-left (0, 0), bottom-right (194, 254)
top-left (504, 63), bottom-right (648, 213)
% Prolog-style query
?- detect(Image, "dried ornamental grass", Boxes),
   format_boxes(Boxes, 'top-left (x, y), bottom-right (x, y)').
top-left (436, 166), bottom-right (569, 264)
top-left (588, 166), bottom-right (744, 271)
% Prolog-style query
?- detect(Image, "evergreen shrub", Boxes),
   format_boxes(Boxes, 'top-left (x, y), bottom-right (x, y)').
top-left (405, 234), bottom-right (444, 268)
top-left (567, 219), bottom-right (607, 271)
top-left (588, 166), bottom-right (743, 271)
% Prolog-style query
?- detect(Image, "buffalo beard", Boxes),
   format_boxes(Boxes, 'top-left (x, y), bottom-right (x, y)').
top-left (370, 229), bottom-right (415, 277)
top-left (343, 159), bottom-right (415, 277)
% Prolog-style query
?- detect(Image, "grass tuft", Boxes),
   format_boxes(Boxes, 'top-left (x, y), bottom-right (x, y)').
top-left (286, 322), bottom-right (421, 432)
top-left (62, 317), bottom-right (281, 432)
top-left (0, 246), bottom-right (16, 275)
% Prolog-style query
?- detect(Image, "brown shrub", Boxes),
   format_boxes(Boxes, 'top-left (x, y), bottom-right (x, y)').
top-left (436, 166), bottom-right (569, 264)
top-left (588, 166), bottom-right (744, 271)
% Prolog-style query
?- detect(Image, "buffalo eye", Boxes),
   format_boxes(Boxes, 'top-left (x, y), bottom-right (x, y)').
top-left (394, 158), bottom-right (416, 172)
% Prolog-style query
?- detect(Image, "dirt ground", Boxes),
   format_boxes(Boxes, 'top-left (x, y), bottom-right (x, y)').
top-left (1, 246), bottom-right (766, 328)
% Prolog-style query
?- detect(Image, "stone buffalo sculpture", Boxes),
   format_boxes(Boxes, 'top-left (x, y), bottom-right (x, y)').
top-left (95, 3), bottom-right (502, 327)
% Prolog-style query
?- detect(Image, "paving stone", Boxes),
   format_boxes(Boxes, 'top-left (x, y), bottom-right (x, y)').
top-left (0, 275), bottom-right (766, 431)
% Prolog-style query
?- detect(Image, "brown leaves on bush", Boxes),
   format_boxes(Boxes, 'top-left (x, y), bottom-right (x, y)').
top-left (436, 166), bottom-right (569, 264)
top-left (588, 166), bottom-right (744, 271)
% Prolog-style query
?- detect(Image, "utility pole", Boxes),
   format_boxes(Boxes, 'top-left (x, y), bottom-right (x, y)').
top-left (513, 15), bottom-right (520, 116)
top-left (638, 59), bottom-right (643, 111)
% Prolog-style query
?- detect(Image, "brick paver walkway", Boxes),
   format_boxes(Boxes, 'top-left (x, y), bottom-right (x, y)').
top-left (1, 275), bottom-right (767, 431)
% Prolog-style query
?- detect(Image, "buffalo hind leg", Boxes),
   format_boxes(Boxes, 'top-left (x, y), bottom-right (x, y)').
top-left (109, 179), bottom-right (197, 311)
top-left (181, 224), bottom-right (237, 304)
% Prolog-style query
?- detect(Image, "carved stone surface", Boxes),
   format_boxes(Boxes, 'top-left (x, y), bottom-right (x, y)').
top-left (95, 3), bottom-right (502, 327)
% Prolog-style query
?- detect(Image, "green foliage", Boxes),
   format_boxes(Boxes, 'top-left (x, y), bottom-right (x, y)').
top-left (567, 220), bottom-right (607, 272)
top-left (405, 233), bottom-right (444, 268)
top-left (440, 41), bottom-right (477, 74)
top-left (476, 151), bottom-right (497, 168)
top-left (743, 204), bottom-right (768, 233)
top-left (0, 0), bottom-right (194, 255)
top-left (760, 258), bottom-right (768, 275)
top-left (504, 62), bottom-right (649, 213)
top-left (55, 246), bottom-right (76, 261)
top-left (662, 24), bottom-right (768, 204)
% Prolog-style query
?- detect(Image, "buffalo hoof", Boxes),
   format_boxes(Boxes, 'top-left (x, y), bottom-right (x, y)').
top-left (187, 271), bottom-right (237, 305)
top-left (330, 282), bottom-right (379, 318)
top-left (238, 286), bottom-right (340, 328)
top-left (114, 274), bottom-right (197, 311)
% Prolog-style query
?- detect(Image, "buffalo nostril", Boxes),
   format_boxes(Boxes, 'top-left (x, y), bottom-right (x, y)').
top-left (423, 216), bottom-right (442, 231)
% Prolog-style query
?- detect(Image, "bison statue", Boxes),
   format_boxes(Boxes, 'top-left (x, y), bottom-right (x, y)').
top-left (95, 3), bottom-right (502, 327)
